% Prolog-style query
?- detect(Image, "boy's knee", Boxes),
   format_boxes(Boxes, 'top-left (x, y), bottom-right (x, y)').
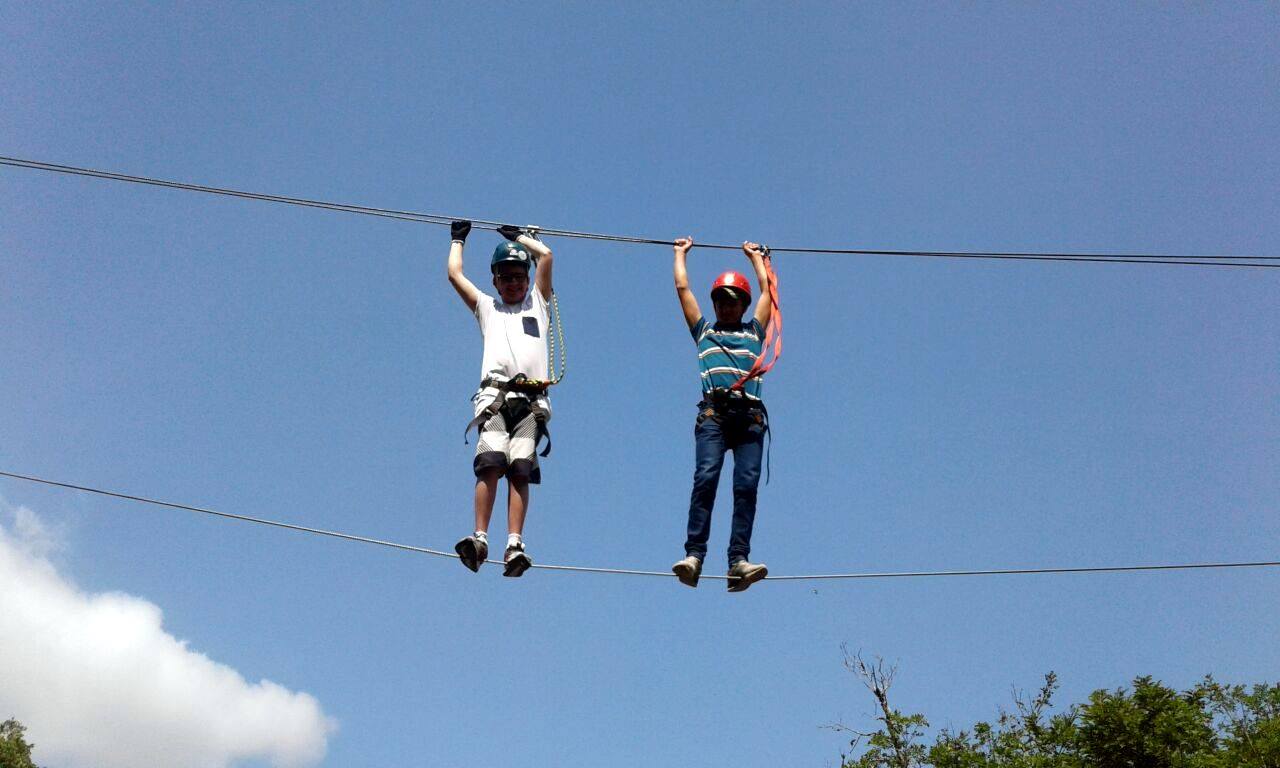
top-left (507, 458), bottom-right (540, 485)
top-left (507, 458), bottom-right (533, 482)
top-left (691, 476), bottom-right (719, 499)
top-left (693, 458), bottom-right (724, 483)
top-left (733, 467), bottom-right (761, 495)
top-left (473, 452), bottom-right (508, 479)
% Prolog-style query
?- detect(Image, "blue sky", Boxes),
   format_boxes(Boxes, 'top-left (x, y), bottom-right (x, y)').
top-left (2, 3), bottom-right (1278, 766)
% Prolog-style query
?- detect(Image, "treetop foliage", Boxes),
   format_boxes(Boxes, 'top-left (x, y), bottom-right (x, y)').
top-left (833, 652), bottom-right (1280, 768)
top-left (0, 718), bottom-right (39, 768)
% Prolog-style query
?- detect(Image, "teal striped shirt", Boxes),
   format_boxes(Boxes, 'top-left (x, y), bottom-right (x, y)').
top-left (691, 316), bottom-right (764, 400)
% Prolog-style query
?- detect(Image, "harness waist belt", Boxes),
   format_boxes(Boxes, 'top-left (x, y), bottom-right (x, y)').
top-left (481, 375), bottom-right (551, 396)
top-left (705, 387), bottom-right (762, 409)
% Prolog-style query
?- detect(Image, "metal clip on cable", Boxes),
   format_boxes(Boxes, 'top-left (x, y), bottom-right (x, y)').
top-left (523, 225), bottom-right (543, 264)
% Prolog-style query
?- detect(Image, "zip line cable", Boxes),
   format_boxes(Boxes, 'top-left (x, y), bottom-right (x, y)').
top-left (3, 158), bottom-right (1277, 576)
top-left (3, 155), bottom-right (1277, 269)
top-left (4, 469), bottom-right (1278, 583)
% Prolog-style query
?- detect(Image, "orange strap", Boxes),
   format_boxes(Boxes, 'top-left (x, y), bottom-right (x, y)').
top-left (732, 248), bottom-right (781, 390)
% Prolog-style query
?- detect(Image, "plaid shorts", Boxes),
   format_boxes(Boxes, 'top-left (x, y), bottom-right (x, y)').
top-left (473, 396), bottom-right (543, 484)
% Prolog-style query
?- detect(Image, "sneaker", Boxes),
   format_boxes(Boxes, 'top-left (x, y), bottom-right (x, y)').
top-left (454, 535), bottom-right (488, 572)
top-left (726, 560), bottom-right (768, 592)
top-left (672, 555), bottom-right (703, 588)
top-left (503, 542), bottom-right (532, 578)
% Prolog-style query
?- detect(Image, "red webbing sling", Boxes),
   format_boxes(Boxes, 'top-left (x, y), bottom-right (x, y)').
top-left (731, 246), bottom-right (781, 390)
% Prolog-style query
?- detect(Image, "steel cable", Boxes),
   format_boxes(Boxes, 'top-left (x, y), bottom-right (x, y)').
top-left (3, 155), bottom-right (1277, 268)
top-left (3, 470), bottom-right (1277, 584)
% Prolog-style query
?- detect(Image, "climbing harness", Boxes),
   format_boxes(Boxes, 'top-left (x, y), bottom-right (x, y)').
top-left (463, 375), bottom-right (552, 456)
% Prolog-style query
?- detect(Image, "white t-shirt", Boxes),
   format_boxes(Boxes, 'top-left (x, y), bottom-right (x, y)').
top-left (472, 287), bottom-right (552, 417)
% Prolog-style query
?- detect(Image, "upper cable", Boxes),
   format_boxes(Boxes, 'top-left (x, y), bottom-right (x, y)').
top-left (2, 155), bottom-right (1277, 269)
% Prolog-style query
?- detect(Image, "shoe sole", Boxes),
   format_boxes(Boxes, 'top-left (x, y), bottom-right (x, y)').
top-left (727, 565), bottom-right (768, 592)
top-left (454, 539), bottom-right (483, 572)
top-left (503, 553), bottom-right (532, 578)
top-left (672, 562), bottom-right (701, 588)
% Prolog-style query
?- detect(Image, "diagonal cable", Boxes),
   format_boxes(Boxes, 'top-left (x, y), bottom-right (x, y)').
top-left (3, 469), bottom-right (1278, 583)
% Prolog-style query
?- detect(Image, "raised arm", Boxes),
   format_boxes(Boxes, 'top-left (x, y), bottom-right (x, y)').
top-left (743, 241), bottom-right (772, 329)
top-left (673, 237), bottom-right (702, 329)
top-left (446, 220), bottom-right (482, 313)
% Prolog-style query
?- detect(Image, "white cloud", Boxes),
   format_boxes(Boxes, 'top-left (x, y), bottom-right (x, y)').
top-left (11, 503), bottom-right (61, 558)
top-left (0, 504), bottom-right (337, 768)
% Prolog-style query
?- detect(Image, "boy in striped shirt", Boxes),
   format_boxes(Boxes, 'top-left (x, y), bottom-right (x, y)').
top-left (671, 237), bottom-right (773, 592)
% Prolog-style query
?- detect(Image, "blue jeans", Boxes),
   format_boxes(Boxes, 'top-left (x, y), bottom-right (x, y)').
top-left (684, 406), bottom-right (765, 566)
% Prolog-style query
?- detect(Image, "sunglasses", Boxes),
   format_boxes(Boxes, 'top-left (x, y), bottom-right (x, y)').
top-left (495, 272), bottom-right (529, 283)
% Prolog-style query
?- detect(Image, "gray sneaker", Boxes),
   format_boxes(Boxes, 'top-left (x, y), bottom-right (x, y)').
top-left (503, 543), bottom-right (532, 578)
top-left (454, 535), bottom-right (488, 572)
top-left (726, 560), bottom-right (768, 592)
top-left (672, 555), bottom-right (703, 588)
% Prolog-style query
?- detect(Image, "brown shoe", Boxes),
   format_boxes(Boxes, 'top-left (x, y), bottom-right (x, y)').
top-left (672, 556), bottom-right (703, 588)
top-left (726, 560), bottom-right (768, 592)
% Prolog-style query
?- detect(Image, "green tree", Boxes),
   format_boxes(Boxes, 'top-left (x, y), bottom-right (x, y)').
top-left (1077, 676), bottom-right (1215, 767)
top-left (1195, 678), bottom-right (1280, 768)
top-left (928, 672), bottom-right (1082, 768)
top-left (832, 662), bottom-right (1280, 768)
top-left (0, 718), bottom-right (39, 768)
top-left (829, 647), bottom-right (928, 768)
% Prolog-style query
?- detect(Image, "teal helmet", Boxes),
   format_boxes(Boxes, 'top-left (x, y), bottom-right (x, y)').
top-left (491, 241), bottom-right (532, 273)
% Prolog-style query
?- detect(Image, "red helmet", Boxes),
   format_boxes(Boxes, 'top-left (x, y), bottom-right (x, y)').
top-left (710, 271), bottom-right (752, 304)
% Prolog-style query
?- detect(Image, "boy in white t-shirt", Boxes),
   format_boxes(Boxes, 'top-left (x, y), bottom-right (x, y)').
top-left (446, 219), bottom-right (554, 577)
